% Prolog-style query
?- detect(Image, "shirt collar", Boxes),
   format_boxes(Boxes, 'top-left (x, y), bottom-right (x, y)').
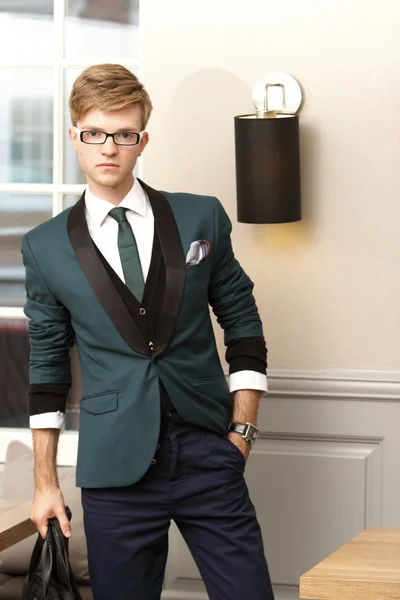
top-left (84, 179), bottom-right (148, 227)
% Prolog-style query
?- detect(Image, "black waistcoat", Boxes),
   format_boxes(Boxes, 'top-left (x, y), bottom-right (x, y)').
top-left (94, 228), bottom-right (183, 432)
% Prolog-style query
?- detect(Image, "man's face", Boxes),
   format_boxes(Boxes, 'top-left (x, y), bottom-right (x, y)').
top-left (69, 105), bottom-right (148, 193)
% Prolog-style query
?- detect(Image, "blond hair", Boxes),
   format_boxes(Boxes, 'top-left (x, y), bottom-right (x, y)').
top-left (69, 64), bottom-right (153, 129)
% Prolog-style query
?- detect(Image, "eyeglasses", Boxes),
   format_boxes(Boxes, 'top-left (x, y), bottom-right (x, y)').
top-left (73, 127), bottom-right (145, 146)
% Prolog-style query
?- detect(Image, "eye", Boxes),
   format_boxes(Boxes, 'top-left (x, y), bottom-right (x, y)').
top-left (117, 132), bottom-right (135, 140)
top-left (88, 130), bottom-right (102, 138)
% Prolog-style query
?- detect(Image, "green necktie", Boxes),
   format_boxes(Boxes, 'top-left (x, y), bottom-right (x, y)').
top-left (108, 207), bottom-right (145, 302)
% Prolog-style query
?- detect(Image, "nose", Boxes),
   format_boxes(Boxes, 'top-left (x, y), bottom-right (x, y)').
top-left (101, 136), bottom-right (118, 156)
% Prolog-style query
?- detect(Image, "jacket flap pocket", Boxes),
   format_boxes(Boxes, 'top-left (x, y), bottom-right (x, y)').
top-left (195, 375), bottom-right (225, 385)
top-left (81, 391), bottom-right (118, 415)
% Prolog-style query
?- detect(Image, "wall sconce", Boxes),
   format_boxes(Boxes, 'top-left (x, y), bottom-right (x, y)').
top-left (234, 73), bottom-right (302, 223)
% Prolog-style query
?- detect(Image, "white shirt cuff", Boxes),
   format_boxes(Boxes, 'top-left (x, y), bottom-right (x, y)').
top-left (30, 411), bottom-right (65, 429)
top-left (229, 370), bottom-right (268, 394)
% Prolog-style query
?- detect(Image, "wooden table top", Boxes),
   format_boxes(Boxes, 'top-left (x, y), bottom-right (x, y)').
top-left (300, 528), bottom-right (400, 600)
top-left (0, 499), bottom-right (36, 552)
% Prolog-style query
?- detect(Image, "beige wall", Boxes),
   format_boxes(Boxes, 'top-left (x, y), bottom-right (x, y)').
top-left (141, 0), bottom-right (400, 371)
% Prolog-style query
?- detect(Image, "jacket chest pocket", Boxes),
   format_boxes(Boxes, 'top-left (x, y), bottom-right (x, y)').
top-left (185, 262), bottom-right (210, 288)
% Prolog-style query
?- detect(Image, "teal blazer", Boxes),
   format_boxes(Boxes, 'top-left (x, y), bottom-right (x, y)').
top-left (22, 181), bottom-right (264, 488)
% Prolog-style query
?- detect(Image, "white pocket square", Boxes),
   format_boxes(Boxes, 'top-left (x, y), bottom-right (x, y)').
top-left (186, 240), bottom-right (211, 265)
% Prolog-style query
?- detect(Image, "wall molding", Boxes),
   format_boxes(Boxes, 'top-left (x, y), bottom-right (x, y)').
top-left (264, 369), bottom-right (400, 401)
top-left (259, 430), bottom-right (384, 444)
top-left (1, 369), bottom-right (399, 464)
top-left (223, 367), bottom-right (400, 400)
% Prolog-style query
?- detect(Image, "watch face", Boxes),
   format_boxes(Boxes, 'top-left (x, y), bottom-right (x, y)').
top-left (246, 424), bottom-right (259, 442)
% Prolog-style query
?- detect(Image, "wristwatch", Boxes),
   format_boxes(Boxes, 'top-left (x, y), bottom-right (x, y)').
top-left (228, 422), bottom-right (259, 445)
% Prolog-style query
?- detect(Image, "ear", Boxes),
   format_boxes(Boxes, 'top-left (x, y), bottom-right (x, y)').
top-left (137, 131), bottom-right (149, 157)
top-left (68, 127), bottom-right (79, 154)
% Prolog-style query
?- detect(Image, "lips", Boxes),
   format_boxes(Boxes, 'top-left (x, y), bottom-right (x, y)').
top-left (98, 163), bottom-right (119, 167)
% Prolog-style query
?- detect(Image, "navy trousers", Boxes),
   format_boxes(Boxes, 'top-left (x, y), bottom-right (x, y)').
top-left (81, 423), bottom-right (274, 600)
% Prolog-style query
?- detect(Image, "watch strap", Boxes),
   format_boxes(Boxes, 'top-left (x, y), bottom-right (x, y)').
top-left (230, 423), bottom-right (248, 435)
top-left (229, 422), bottom-right (259, 444)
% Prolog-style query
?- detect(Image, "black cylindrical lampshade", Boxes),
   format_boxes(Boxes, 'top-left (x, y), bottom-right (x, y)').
top-left (234, 114), bottom-right (301, 223)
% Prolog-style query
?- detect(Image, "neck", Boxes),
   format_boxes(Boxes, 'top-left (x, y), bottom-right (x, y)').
top-left (86, 175), bottom-right (135, 205)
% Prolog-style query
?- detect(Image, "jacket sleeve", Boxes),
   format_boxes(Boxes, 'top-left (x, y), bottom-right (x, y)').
top-left (208, 197), bottom-right (267, 354)
top-left (22, 234), bottom-right (74, 420)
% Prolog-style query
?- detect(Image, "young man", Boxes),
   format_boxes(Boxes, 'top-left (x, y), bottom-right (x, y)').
top-left (23, 64), bottom-right (274, 600)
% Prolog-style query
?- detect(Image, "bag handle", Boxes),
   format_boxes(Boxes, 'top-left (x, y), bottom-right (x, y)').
top-left (26, 530), bottom-right (45, 582)
top-left (49, 507), bottom-right (82, 598)
top-left (50, 512), bottom-right (73, 590)
top-left (41, 536), bottom-right (54, 595)
top-left (41, 505), bottom-right (73, 594)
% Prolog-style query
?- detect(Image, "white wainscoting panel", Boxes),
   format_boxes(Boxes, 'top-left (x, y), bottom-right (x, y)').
top-left (163, 369), bottom-right (399, 599)
top-left (250, 437), bottom-right (382, 583)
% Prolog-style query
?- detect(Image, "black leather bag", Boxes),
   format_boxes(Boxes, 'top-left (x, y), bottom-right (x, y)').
top-left (22, 507), bottom-right (82, 600)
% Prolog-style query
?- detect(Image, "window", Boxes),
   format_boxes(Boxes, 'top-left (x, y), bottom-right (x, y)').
top-left (12, 98), bottom-right (53, 184)
top-left (0, 0), bottom-right (140, 431)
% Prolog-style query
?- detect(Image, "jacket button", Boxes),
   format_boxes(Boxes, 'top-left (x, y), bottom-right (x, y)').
top-left (139, 308), bottom-right (146, 315)
top-left (151, 459), bottom-right (157, 465)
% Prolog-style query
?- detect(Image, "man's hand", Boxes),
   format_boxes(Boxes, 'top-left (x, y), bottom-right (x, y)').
top-left (227, 432), bottom-right (251, 462)
top-left (31, 487), bottom-right (71, 539)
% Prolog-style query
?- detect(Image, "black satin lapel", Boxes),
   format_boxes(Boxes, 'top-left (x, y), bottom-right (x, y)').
top-left (142, 229), bottom-right (164, 337)
top-left (67, 193), bottom-right (150, 356)
top-left (141, 227), bottom-right (162, 310)
top-left (138, 179), bottom-right (186, 358)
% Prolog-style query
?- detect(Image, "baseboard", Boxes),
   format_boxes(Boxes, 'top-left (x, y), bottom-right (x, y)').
top-left (161, 584), bottom-right (298, 600)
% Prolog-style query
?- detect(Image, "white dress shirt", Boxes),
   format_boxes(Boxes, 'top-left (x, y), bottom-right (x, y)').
top-left (85, 179), bottom-right (154, 282)
top-left (30, 180), bottom-right (267, 429)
